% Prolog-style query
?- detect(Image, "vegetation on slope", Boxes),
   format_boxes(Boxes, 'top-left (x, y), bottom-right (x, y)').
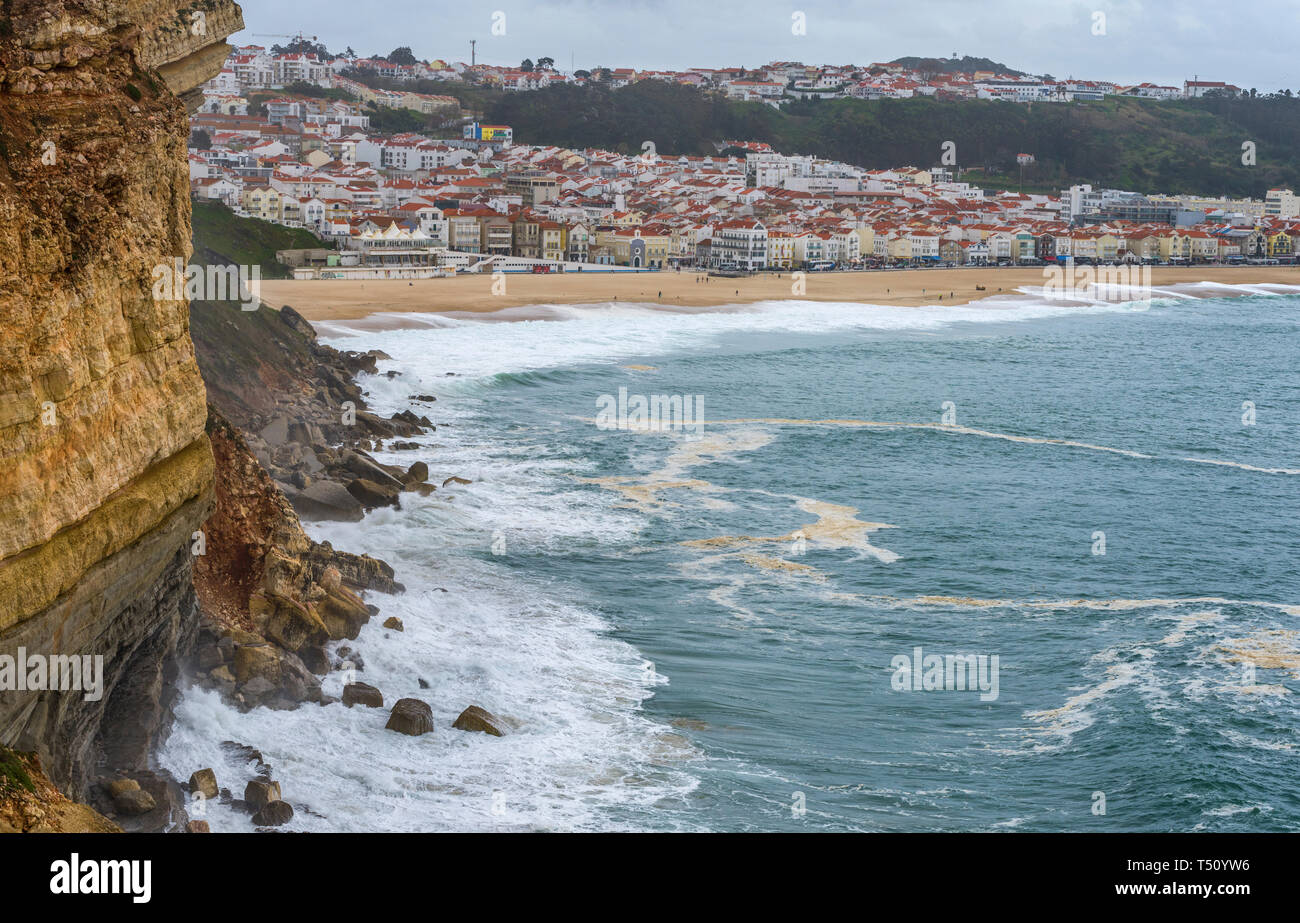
top-left (477, 82), bottom-right (1299, 197)
top-left (886, 56), bottom-right (1027, 77)
top-left (191, 200), bottom-right (325, 279)
top-left (0, 745), bottom-right (35, 795)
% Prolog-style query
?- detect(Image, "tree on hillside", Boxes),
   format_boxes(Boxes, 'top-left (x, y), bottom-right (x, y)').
top-left (915, 58), bottom-right (945, 81)
top-left (190, 128), bottom-right (212, 150)
top-left (388, 46), bottom-right (417, 65)
top-left (520, 59), bottom-right (535, 71)
top-left (537, 56), bottom-right (555, 71)
top-left (271, 38), bottom-right (331, 58)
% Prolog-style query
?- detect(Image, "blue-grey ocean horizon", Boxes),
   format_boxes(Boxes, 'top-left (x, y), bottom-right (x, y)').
top-left (160, 281), bottom-right (1300, 831)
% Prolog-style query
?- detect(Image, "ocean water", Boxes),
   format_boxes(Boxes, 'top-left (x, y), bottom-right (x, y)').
top-left (160, 282), bottom-right (1300, 832)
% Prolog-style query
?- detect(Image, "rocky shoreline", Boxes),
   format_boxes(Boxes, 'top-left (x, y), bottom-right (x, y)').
top-left (135, 298), bottom-right (508, 832)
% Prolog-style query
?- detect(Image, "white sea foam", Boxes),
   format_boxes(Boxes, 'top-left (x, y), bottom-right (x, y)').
top-left (315, 295), bottom-right (1169, 381)
top-left (318, 282), bottom-right (1300, 364)
top-left (160, 536), bottom-right (701, 831)
top-left (159, 350), bottom-right (702, 831)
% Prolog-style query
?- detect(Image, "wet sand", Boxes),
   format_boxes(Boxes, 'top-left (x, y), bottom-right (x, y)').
top-left (258, 266), bottom-right (1300, 323)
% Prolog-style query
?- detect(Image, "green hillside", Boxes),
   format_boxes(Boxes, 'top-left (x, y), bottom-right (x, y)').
top-left (482, 82), bottom-right (1300, 198)
top-left (886, 56), bottom-right (1027, 77)
top-left (191, 200), bottom-right (325, 279)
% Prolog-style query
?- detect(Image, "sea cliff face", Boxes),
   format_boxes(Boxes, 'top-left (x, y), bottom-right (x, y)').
top-left (0, 0), bottom-right (243, 798)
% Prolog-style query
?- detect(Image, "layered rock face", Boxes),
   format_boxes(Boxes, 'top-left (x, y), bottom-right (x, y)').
top-left (0, 0), bottom-right (242, 797)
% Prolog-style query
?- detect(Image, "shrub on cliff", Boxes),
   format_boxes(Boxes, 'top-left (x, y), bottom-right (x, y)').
top-left (0, 746), bottom-right (36, 796)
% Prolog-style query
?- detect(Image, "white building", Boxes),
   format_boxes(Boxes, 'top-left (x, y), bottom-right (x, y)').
top-left (747, 152), bottom-right (813, 187)
top-left (1265, 189), bottom-right (1300, 219)
top-left (713, 218), bottom-right (768, 270)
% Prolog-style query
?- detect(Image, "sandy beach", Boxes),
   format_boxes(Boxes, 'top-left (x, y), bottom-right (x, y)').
top-left (259, 266), bottom-right (1300, 322)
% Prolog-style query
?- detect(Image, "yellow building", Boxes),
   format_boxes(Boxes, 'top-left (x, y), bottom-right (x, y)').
top-left (766, 231), bottom-right (796, 268)
top-left (241, 185), bottom-right (282, 222)
top-left (1094, 233), bottom-right (1120, 262)
top-left (1125, 233), bottom-right (1162, 260)
top-left (606, 210), bottom-right (643, 228)
top-left (540, 222), bottom-right (567, 262)
top-left (852, 226), bottom-right (875, 258)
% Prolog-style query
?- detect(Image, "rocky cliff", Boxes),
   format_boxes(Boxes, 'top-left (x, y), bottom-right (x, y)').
top-left (184, 296), bottom-right (428, 710)
top-left (0, 0), bottom-right (243, 799)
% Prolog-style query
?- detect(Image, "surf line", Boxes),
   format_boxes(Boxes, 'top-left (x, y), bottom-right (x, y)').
top-left (700, 419), bottom-right (1300, 475)
top-left (842, 594), bottom-right (1300, 617)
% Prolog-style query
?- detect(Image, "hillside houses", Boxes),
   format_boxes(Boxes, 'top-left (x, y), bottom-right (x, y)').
top-left (188, 77), bottom-right (1298, 275)
top-left (203, 45), bottom-right (1248, 114)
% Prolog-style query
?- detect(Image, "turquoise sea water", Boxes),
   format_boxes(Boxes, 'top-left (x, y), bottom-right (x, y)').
top-left (161, 283), bottom-right (1300, 831)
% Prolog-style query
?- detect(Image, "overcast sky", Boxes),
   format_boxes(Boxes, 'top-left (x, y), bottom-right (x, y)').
top-left (233, 0), bottom-right (1299, 92)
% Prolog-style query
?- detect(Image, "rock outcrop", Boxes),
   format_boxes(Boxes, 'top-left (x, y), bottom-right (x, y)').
top-left (0, 0), bottom-right (243, 799)
top-left (189, 408), bottom-right (403, 707)
top-left (188, 298), bottom-right (437, 518)
top-left (252, 799), bottom-right (293, 827)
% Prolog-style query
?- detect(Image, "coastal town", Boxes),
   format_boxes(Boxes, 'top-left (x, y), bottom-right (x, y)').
top-left (206, 41), bottom-right (1255, 105)
top-left (5, 0), bottom-right (1300, 862)
top-left (190, 44), bottom-right (1300, 280)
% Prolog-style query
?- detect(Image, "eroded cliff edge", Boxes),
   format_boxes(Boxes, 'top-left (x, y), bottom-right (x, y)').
top-left (0, 0), bottom-right (244, 799)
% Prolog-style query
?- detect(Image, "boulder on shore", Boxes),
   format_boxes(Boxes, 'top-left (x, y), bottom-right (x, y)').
top-left (342, 682), bottom-right (384, 709)
top-left (286, 479), bottom-right (365, 522)
top-left (341, 450), bottom-right (405, 489)
top-left (402, 461), bottom-right (429, 487)
top-left (105, 778), bottom-right (139, 799)
top-left (244, 779), bottom-right (282, 810)
top-left (385, 698), bottom-right (435, 736)
top-left (188, 769), bottom-right (219, 800)
top-left (112, 788), bottom-right (156, 816)
top-left (346, 477), bottom-right (401, 509)
top-left (252, 800), bottom-right (295, 827)
top-left (452, 705), bottom-right (508, 737)
top-left (382, 616), bottom-right (404, 632)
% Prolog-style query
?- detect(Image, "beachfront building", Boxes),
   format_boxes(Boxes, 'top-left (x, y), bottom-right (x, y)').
top-left (766, 230), bottom-right (796, 269)
top-left (712, 219), bottom-right (768, 270)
